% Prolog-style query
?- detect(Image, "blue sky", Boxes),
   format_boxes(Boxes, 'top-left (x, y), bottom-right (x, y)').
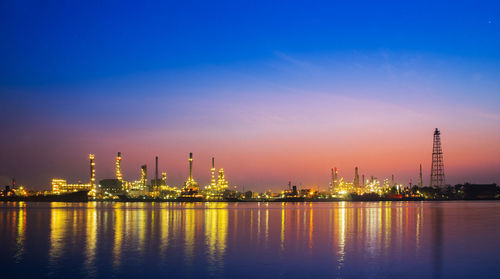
top-left (1, 1), bottom-right (499, 189)
top-left (1, 0), bottom-right (499, 86)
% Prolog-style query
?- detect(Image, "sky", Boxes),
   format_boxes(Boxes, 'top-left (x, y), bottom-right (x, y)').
top-left (1, 0), bottom-right (499, 190)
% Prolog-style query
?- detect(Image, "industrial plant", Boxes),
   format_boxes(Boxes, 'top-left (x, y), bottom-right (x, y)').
top-left (45, 151), bottom-right (234, 201)
top-left (1, 128), bottom-right (499, 202)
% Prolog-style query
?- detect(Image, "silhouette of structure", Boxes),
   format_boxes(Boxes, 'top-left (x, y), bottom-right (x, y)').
top-left (419, 164), bottom-right (423, 187)
top-left (430, 128), bottom-right (445, 187)
top-left (354, 167), bottom-right (359, 187)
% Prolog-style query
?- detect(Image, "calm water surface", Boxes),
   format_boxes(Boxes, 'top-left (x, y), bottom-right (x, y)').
top-left (1, 201), bottom-right (500, 278)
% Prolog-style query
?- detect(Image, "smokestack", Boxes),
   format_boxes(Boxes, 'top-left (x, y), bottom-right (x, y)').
top-left (155, 156), bottom-right (159, 186)
top-left (288, 180), bottom-right (291, 190)
top-left (189, 152), bottom-right (193, 181)
top-left (210, 157), bottom-right (216, 187)
top-left (89, 154), bottom-right (95, 188)
top-left (362, 174), bottom-right (365, 187)
top-left (116, 152), bottom-right (123, 181)
top-left (391, 174), bottom-right (394, 187)
top-left (419, 164), bottom-right (423, 187)
top-left (354, 166), bottom-right (359, 187)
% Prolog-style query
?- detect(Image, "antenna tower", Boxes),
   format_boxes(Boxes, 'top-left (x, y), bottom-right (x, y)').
top-left (430, 128), bottom-right (445, 187)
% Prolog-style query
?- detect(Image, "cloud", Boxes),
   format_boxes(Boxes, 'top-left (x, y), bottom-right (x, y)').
top-left (273, 51), bottom-right (315, 69)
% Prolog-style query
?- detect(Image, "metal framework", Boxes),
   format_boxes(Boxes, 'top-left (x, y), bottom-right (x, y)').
top-left (430, 128), bottom-right (445, 187)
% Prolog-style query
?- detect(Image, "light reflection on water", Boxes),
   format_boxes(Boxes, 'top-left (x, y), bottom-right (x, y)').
top-left (1, 201), bottom-right (500, 278)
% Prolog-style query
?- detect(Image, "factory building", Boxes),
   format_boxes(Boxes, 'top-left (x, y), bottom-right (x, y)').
top-left (99, 179), bottom-right (123, 195)
top-left (51, 179), bottom-right (92, 194)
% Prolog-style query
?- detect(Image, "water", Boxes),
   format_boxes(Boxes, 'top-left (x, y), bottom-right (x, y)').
top-left (1, 201), bottom-right (500, 279)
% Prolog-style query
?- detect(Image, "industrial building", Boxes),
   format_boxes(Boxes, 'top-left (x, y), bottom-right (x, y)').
top-left (51, 179), bottom-right (92, 194)
top-left (98, 179), bottom-right (123, 195)
top-left (51, 154), bottom-right (96, 195)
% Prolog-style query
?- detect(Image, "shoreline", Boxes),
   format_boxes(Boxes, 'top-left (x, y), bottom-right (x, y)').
top-left (2, 198), bottom-right (500, 203)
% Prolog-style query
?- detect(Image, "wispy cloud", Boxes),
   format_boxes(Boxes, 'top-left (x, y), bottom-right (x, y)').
top-left (273, 51), bottom-right (315, 69)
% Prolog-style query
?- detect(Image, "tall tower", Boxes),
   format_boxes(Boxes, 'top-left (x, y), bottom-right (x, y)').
top-left (188, 152), bottom-right (193, 184)
top-left (334, 167), bottom-right (338, 187)
top-left (419, 164), bottom-right (423, 187)
top-left (354, 167), bottom-right (359, 187)
top-left (155, 156), bottom-right (159, 187)
top-left (141, 164), bottom-right (147, 187)
top-left (430, 128), bottom-right (445, 187)
top-left (89, 154), bottom-right (96, 188)
top-left (116, 152), bottom-right (123, 181)
top-left (362, 174), bottom-right (365, 187)
top-left (329, 168), bottom-right (334, 194)
top-left (211, 157), bottom-right (217, 187)
top-left (391, 174), bottom-right (394, 187)
top-left (185, 152), bottom-right (198, 190)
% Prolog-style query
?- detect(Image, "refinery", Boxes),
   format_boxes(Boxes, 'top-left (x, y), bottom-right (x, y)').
top-left (1, 128), bottom-right (499, 202)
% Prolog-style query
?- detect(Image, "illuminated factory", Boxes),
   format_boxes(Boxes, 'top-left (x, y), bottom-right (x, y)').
top-left (179, 152), bottom-right (202, 199)
top-left (118, 153), bottom-right (149, 196)
top-left (51, 154), bottom-right (96, 195)
top-left (99, 152), bottom-right (127, 197)
top-left (48, 150), bottom-right (236, 200)
top-left (204, 157), bottom-right (229, 200)
top-left (47, 151), bottom-right (413, 201)
top-left (326, 167), bottom-right (397, 197)
top-left (41, 128), bottom-right (449, 201)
